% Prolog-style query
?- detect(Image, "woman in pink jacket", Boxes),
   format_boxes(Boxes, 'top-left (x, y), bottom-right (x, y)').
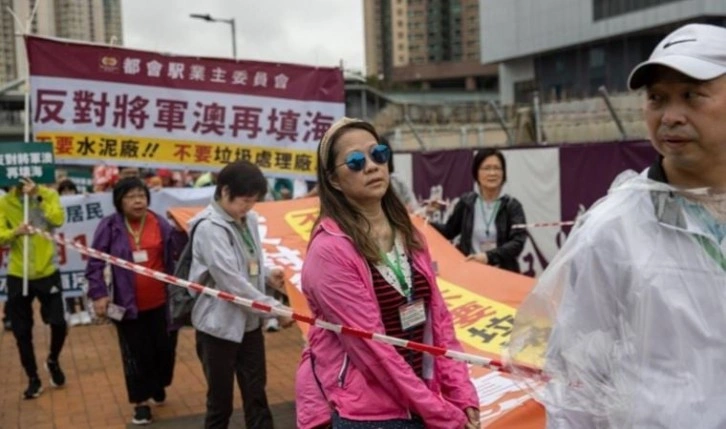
top-left (296, 117), bottom-right (480, 429)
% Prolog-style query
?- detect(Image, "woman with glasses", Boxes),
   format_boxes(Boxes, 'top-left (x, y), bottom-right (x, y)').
top-left (85, 177), bottom-right (187, 425)
top-left (296, 118), bottom-right (479, 429)
top-left (432, 149), bottom-right (527, 273)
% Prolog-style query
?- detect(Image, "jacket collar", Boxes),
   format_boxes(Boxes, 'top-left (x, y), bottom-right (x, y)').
top-left (110, 210), bottom-right (161, 230)
top-left (647, 156), bottom-right (669, 184)
top-left (644, 158), bottom-right (718, 238)
top-left (314, 217), bottom-right (345, 240)
top-left (211, 200), bottom-right (237, 223)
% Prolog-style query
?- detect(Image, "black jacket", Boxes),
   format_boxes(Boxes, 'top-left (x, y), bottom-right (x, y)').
top-left (647, 156), bottom-right (668, 183)
top-left (433, 192), bottom-right (527, 273)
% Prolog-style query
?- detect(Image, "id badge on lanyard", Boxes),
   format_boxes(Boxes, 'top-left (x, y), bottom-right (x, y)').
top-left (383, 242), bottom-right (427, 330)
top-left (133, 250), bottom-right (149, 263)
top-left (399, 299), bottom-right (426, 330)
top-left (248, 260), bottom-right (260, 277)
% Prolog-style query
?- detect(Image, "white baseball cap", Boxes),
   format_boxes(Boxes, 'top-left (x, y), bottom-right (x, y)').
top-left (628, 23), bottom-right (726, 90)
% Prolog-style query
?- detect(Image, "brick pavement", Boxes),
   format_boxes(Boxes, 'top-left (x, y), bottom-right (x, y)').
top-left (0, 307), bottom-right (304, 429)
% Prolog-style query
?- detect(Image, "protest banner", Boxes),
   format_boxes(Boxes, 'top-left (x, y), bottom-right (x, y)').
top-left (0, 142), bottom-right (55, 186)
top-left (0, 187), bottom-right (215, 300)
top-left (26, 36), bottom-right (345, 180)
top-left (169, 198), bottom-right (545, 428)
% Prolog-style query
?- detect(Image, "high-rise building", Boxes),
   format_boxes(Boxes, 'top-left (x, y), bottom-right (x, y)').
top-left (1, 0), bottom-right (18, 85)
top-left (0, 0), bottom-right (123, 85)
top-left (364, 0), bottom-right (497, 91)
top-left (480, 0), bottom-right (726, 105)
top-left (103, 0), bottom-right (124, 44)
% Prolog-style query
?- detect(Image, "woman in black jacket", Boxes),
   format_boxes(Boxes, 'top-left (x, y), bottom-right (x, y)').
top-left (433, 149), bottom-right (527, 273)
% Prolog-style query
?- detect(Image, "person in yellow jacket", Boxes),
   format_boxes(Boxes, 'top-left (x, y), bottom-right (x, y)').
top-left (0, 177), bottom-right (67, 399)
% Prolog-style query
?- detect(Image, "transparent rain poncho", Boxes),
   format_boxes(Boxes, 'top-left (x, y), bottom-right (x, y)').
top-left (506, 170), bottom-right (726, 429)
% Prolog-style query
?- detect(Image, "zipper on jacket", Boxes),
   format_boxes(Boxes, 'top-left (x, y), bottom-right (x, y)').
top-left (337, 354), bottom-right (350, 387)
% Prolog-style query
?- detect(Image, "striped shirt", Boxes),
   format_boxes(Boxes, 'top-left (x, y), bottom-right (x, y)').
top-left (370, 261), bottom-right (431, 378)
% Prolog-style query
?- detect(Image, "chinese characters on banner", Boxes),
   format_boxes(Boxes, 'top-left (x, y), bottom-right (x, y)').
top-left (168, 198), bottom-right (544, 428)
top-left (26, 36), bottom-right (345, 179)
top-left (0, 142), bottom-right (56, 186)
top-left (0, 187), bottom-right (215, 300)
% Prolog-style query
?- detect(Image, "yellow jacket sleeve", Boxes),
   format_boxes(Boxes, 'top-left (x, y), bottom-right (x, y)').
top-left (0, 197), bottom-right (15, 245)
top-left (37, 186), bottom-right (65, 228)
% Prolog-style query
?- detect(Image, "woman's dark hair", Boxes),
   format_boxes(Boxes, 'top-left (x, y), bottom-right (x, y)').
top-left (57, 179), bottom-right (78, 195)
top-left (380, 136), bottom-right (394, 173)
top-left (112, 177), bottom-right (150, 213)
top-left (472, 148), bottom-right (507, 183)
top-left (214, 161), bottom-right (268, 201)
top-left (314, 121), bottom-right (422, 263)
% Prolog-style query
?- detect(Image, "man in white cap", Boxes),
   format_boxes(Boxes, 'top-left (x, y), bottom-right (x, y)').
top-left (507, 23), bottom-right (726, 428)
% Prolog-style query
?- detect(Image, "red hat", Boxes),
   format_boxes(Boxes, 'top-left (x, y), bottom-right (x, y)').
top-left (157, 168), bottom-right (172, 178)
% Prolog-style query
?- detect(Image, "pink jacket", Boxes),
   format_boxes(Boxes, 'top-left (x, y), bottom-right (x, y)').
top-left (296, 218), bottom-right (478, 428)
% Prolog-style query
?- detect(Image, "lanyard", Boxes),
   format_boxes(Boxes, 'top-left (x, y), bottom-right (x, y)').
top-left (693, 235), bottom-right (726, 272)
top-left (479, 197), bottom-right (501, 236)
top-left (381, 244), bottom-right (411, 300)
top-left (124, 213), bottom-right (146, 250)
top-left (237, 222), bottom-right (257, 256)
top-left (682, 198), bottom-right (726, 271)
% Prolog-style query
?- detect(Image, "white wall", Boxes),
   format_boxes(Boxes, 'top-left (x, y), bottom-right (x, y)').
top-left (498, 58), bottom-right (535, 105)
top-left (480, 0), bottom-right (726, 63)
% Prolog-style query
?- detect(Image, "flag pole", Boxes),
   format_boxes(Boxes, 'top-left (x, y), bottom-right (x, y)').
top-left (8, 4), bottom-right (36, 296)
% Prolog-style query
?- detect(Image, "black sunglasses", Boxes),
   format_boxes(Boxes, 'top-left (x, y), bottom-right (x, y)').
top-left (334, 144), bottom-right (391, 172)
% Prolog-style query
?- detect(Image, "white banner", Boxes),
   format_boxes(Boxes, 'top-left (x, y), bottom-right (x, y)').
top-left (27, 36), bottom-right (345, 179)
top-left (0, 187), bottom-right (215, 300)
top-left (504, 148), bottom-right (562, 277)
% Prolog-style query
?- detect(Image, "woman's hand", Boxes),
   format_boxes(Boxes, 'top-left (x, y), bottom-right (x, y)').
top-left (464, 407), bottom-right (480, 429)
top-left (465, 253), bottom-right (488, 265)
top-left (93, 296), bottom-right (110, 318)
top-left (19, 177), bottom-right (38, 196)
top-left (267, 267), bottom-right (286, 293)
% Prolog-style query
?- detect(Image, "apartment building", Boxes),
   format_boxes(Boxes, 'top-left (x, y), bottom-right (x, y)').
top-left (364, 0), bottom-right (497, 91)
top-left (1, 0), bottom-right (123, 84)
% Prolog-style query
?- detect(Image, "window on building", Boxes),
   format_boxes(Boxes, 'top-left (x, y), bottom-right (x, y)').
top-left (555, 59), bottom-right (566, 74)
top-left (589, 47), bottom-right (606, 68)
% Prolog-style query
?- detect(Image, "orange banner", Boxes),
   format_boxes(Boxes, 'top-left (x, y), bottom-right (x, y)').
top-left (168, 198), bottom-right (545, 429)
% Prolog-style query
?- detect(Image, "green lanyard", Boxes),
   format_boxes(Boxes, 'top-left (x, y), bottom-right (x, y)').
top-left (693, 235), bottom-right (726, 272)
top-left (381, 245), bottom-right (411, 299)
top-left (124, 213), bottom-right (147, 250)
top-left (479, 197), bottom-right (501, 236)
top-left (237, 223), bottom-right (257, 256)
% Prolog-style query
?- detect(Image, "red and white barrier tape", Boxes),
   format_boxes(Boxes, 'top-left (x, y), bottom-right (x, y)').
top-left (512, 220), bottom-right (575, 230)
top-left (29, 226), bottom-right (528, 374)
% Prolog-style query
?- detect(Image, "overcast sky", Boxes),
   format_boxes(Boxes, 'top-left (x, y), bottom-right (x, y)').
top-left (122, 0), bottom-right (365, 72)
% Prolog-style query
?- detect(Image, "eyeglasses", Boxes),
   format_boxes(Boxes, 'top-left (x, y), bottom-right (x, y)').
top-left (480, 166), bottom-right (503, 172)
top-left (334, 144), bottom-right (391, 172)
top-left (122, 193), bottom-right (147, 201)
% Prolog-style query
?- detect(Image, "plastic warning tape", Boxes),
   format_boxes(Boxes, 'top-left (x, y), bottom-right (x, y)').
top-left (28, 226), bottom-right (528, 374)
top-left (512, 220), bottom-right (575, 229)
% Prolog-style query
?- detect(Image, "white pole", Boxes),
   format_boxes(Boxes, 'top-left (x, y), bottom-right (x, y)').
top-left (8, 5), bottom-right (36, 296)
top-left (533, 91), bottom-right (543, 145)
top-left (22, 53), bottom-right (31, 297)
top-left (23, 194), bottom-right (29, 296)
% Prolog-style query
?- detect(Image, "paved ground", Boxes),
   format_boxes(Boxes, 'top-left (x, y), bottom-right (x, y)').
top-left (0, 306), bottom-right (304, 429)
